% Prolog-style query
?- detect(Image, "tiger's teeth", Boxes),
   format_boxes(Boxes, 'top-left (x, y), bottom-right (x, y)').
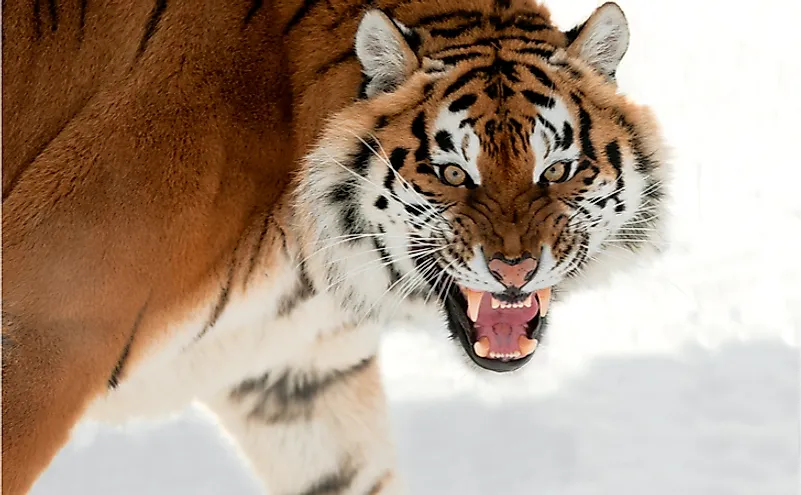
top-left (536, 287), bottom-right (552, 316)
top-left (518, 335), bottom-right (539, 356)
top-left (491, 298), bottom-right (500, 309)
top-left (523, 295), bottom-right (532, 308)
top-left (464, 288), bottom-right (483, 322)
top-left (473, 336), bottom-right (490, 358)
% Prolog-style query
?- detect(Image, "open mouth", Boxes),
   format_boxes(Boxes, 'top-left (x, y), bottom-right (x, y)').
top-left (444, 285), bottom-right (551, 372)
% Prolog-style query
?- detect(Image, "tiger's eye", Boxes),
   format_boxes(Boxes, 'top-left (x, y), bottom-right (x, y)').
top-left (442, 164), bottom-right (467, 186)
top-left (542, 161), bottom-right (571, 183)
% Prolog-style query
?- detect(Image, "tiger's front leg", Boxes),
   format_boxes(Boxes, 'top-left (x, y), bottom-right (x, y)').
top-left (204, 326), bottom-right (402, 495)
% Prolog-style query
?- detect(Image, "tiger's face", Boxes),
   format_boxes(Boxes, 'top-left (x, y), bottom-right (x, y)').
top-left (296, 3), bottom-right (666, 372)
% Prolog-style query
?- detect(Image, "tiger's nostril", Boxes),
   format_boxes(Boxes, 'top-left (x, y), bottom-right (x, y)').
top-left (488, 253), bottom-right (538, 288)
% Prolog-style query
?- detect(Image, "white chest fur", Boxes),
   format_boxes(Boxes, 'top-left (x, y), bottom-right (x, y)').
top-left (84, 259), bottom-right (377, 423)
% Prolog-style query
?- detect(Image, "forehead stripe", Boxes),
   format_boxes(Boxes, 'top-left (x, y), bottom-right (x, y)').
top-left (435, 130), bottom-right (455, 152)
top-left (411, 112), bottom-right (429, 161)
top-left (523, 63), bottom-right (554, 89)
top-left (561, 122), bottom-right (574, 150)
top-left (448, 93), bottom-right (477, 112)
top-left (522, 89), bottom-right (555, 109)
top-left (513, 46), bottom-right (555, 59)
top-left (443, 66), bottom-right (488, 97)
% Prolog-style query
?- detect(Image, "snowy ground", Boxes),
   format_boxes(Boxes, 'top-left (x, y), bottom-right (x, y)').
top-left (32, 1), bottom-right (800, 494)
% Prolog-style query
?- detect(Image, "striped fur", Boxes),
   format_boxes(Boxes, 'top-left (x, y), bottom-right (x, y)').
top-left (2, 0), bottom-right (666, 493)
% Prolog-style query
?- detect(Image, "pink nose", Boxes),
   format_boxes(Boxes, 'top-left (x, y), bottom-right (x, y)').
top-left (488, 255), bottom-right (538, 288)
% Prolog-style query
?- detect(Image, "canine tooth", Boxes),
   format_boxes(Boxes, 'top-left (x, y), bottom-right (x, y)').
top-left (518, 335), bottom-right (538, 356)
top-left (491, 298), bottom-right (500, 309)
top-left (473, 337), bottom-right (490, 358)
top-left (523, 295), bottom-right (532, 308)
top-left (512, 351), bottom-right (521, 359)
top-left (466, 289), bottom-right (483, 322)
top-left (536, 287), bottom-right (552, 316)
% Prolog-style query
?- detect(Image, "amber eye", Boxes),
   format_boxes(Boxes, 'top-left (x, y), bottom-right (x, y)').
top-left (541, 161), bottom-right (572, 183)
top-left (442, 164), bottom-right (468, 187)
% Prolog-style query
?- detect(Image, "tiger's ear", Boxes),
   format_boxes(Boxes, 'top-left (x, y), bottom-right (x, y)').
top-left (565, 2), bottom-right (629, 79)
top-left (355, 10), bottom-right (419, 97)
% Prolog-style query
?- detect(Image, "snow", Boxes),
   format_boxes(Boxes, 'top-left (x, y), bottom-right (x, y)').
top-left (31, 0), bottom-right (801, 493)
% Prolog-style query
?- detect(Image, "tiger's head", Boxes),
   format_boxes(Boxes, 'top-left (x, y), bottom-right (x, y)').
top-left (295, 2), bottom-right (666, 372)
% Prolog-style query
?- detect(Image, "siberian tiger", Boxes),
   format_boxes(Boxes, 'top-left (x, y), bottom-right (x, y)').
top-left (1, 0), bottom-right (667, 493)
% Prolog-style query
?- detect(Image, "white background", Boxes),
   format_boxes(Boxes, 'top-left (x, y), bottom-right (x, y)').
top-left (32, 1), bottom-right (801, 493)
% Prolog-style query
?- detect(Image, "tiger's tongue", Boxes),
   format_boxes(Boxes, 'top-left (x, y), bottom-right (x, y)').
top-left (464, 290), bottom-right (539, 356)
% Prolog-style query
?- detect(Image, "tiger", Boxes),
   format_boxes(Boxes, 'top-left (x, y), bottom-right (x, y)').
top-left (1, 0), bottom-right (667, 493)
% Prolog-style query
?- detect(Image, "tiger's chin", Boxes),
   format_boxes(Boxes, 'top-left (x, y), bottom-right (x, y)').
top-left (442, 285), bottom-right (552, 373)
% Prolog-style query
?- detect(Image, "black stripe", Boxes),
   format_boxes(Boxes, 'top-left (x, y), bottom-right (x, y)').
top-left (404, 203), bottom-right (428, 217)
top-left (241, 358), bottom-right (374, 423)
top-left (33, 0), bottom-right (42, 38)
top-left (78, 0), bottom-right (87, 41)
top-left (508, 117), bottom-right (527, 154)
top-left (523, 63), bottom-right (555, 89)
top-left (137, 0), bottom-right (167, 57)
top-left (561, 122), bottom-right (574, 150)
top-left (411, 112), bottom-right (429, 161)
top-left (432, 38), bottom-right (496, 54)
top-left (605, 139), bottom-right (625, 199)
top-left (340, 206), bottom-right (363, 236)
top-left (574, 99), bottom-right (596, 161)
top-left (513, 18), bottom-right (548, 33)
top-left (243, 0), bottom-right (263, 24)
top-left (536, 114), bottom-right (558, 136)
top-left (412, 182), bottom-right (438, 198)
top-left (384, 147), bottom-right (408, 191)
top-left (459, 117), bottom-right (477, 129)
top-left (605, 140), bottom-right (622, 173)
top-left (494, 34), bottom-right (554, 44)
top-left (436, 51), bottom-right (485, 66)
top-left (283, 0), bottom-right (321, 35)
top-left (195, 241), bottom-right (240, 341)
top-left (108, 301), bottom-right (148, 389)
top-left (443, 66), bottom-right (488, 98)
top-left (429, 19), bottom-right (482, 38)
top-left (47, 0), bottom-right (58, 31)
top-left (351, 137), bottom-right (378, 176)
top-left (416, 10), bottom-right (482, 27)
top-left (276, 263), bottom-right (315, 317)
top-left (244, 214), bottom-right (272, 287)
top-left (448, 93), bottom-right (477, 113)
top-left (435, 130), bottom-right (455, 152)
top-left (372, 235), bottom-right (401, 284)
top-left (488, 57), bottom-right (521, 83)
top-left (514, 46), bottom-right (555, 59)
top-left (522, 89), bottom-right (554, 108)
top-left (298, 466), bottom-right (357, 495)
top-left (231, 372), bottom-right (270, 399)
top-left (329, 181), bottom-right (355, 204)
